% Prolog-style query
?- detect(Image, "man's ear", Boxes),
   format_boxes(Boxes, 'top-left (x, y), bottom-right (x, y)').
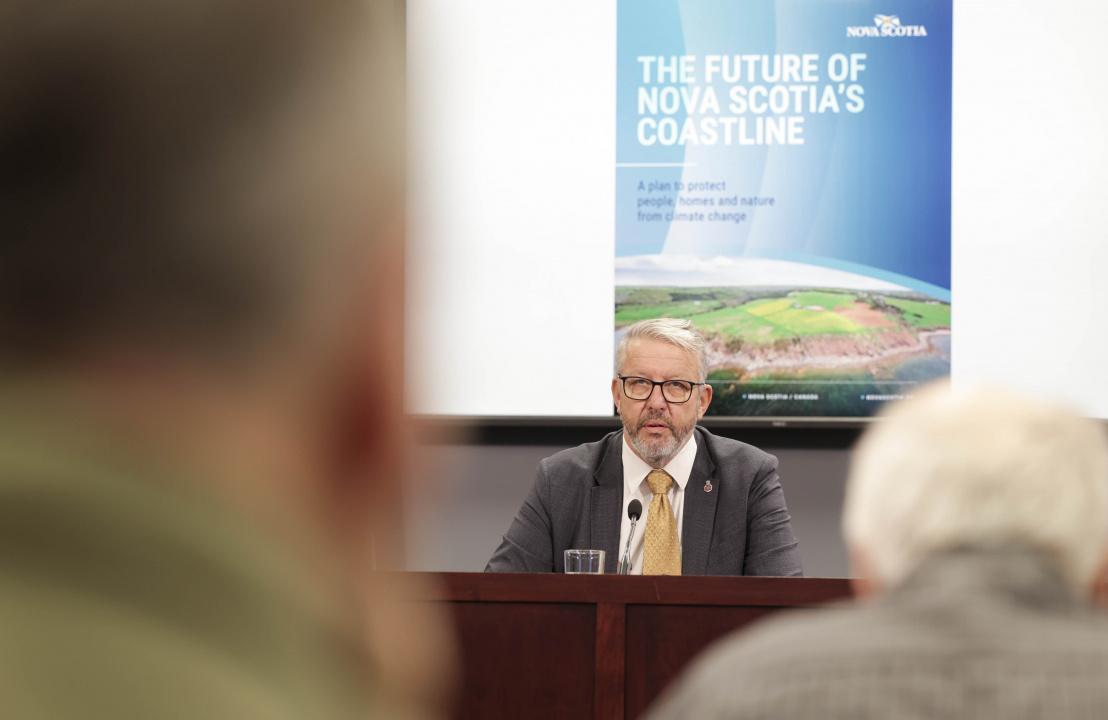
top-left (1089, 549), bottom-right (1108, 606)
top-left (696, 382), bottom-right (712, 420)
top-left (611, 376), bottom-right (621, 412)
top-left (324, 217), bottom-right (410, 561)
top-left (848, 544), bottom-right (882, 598)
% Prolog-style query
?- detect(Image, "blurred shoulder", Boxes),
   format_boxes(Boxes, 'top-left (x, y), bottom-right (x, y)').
top-left (696, 600), bottom-right (872, 671)
top-left (646, 601), bottom-right (876, 718)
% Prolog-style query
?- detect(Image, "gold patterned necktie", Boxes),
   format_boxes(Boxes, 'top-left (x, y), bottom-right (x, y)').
top-left (642, 469), bottom-right (681, 575)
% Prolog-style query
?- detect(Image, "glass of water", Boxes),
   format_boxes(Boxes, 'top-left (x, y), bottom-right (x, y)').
top-left (564, 549), bottom-right (606, 574)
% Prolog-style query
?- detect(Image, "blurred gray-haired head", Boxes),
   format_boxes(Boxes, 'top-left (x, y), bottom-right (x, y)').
top-left (843, 383), bottom-right (1108, 592)
top-left (0, 0), bottom-right (403, 366)
top-left (615, 318), bottom-right (708, 382)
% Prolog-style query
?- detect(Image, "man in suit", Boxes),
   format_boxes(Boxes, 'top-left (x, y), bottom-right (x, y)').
top-left (646, 384), bottom-right (1108, 720)
top-left (486, 318), bottom-right (802, 576)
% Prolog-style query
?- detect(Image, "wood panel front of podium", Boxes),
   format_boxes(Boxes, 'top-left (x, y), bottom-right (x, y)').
top-left (424, 573), bottom-right (852, 720)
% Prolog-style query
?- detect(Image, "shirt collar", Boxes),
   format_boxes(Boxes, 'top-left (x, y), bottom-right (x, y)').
top-left (622, 429), bottom-right (698, 496)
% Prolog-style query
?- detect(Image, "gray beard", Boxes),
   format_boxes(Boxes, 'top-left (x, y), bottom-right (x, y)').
top-left (624, 412), bottom-right (695, 467)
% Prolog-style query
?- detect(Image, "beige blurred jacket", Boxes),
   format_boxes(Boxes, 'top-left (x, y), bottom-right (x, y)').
top-left (0, 408), bottom-right (400, 720)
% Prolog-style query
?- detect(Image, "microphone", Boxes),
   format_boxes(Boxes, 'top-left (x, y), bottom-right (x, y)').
top-left (618, 499), bottom-right (643, 575)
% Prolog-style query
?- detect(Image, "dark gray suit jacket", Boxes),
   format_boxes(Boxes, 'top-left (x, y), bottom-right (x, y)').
top-left (485, 427), bottom-right (802, 576)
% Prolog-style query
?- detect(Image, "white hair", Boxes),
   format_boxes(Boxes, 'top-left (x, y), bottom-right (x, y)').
top-left (615, 318), bottom-right (708, 382)
top-left (843, 383), bottom-right (1108, 592)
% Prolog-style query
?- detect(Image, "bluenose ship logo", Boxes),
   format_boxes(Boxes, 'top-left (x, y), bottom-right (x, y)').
top-left (847, 14), bottom-right (928, 37)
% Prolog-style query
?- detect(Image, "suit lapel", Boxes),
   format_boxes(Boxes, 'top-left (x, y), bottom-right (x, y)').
top-left (591, 432), bottom-right (624, 574)
top-left (681, 429), bottom-right (718, 575)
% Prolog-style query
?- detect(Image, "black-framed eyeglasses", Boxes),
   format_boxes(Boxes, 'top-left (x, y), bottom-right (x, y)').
top-left (618, 376), bottom-right (705, 404)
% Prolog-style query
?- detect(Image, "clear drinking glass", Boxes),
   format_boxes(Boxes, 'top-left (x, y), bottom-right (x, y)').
top-left (564, 549), bottom-right (606, 574)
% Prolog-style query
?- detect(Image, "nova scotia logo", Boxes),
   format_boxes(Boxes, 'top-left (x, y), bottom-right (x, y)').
top-left (848, 14), bottom-right (927, 37)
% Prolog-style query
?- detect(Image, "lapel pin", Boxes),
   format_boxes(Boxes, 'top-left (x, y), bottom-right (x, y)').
top-left (704, 480), bottom-right (712, 493)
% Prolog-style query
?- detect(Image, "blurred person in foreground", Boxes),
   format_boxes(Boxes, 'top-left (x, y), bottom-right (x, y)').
top-left (646, 384), bottom-right (1108, 720)
top-left (0, 1), bottom-right (452, 718)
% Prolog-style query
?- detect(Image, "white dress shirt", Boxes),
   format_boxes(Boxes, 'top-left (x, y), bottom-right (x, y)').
top-left (617, 432), bottom-right (698, 574)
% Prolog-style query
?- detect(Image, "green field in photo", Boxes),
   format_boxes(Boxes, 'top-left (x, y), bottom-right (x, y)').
top-left (615, 288), bottom-right (950, 342)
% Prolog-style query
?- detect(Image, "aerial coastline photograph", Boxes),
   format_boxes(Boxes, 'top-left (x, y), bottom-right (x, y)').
top-left (615, 256), bottom-right (951, 416)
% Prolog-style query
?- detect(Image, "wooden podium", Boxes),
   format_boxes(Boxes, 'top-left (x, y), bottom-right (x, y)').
top-left (421, 573), bottom-right (852, 720)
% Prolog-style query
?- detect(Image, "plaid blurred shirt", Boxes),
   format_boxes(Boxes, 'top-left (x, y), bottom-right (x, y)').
top-left (646, 546), bottom-right (1108, 720)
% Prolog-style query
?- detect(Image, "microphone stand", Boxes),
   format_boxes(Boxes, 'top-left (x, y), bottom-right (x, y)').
top-left (618, 502), bottom-right (642, 574)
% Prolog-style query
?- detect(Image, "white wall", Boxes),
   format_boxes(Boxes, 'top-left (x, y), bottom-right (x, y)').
top-left (951, 0), bottom-right (1108, 416)
top-left (407, 0), bottom-right (617, 416)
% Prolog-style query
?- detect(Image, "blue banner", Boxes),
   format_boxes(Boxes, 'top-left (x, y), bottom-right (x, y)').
top-left (615, 0), bottom-right (952, 417)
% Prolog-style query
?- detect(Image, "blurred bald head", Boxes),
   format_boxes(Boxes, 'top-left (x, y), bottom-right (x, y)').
top-left (0, 0), bottom-right (403, 365)
top-left (844, 384), bottom-right (1108, 594)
